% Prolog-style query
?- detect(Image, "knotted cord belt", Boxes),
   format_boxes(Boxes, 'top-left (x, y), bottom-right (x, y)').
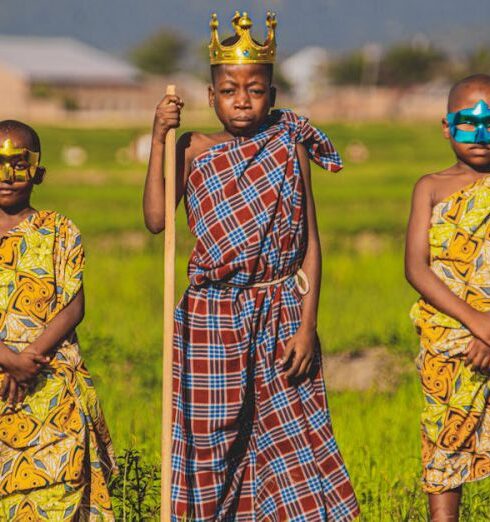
top-left (216, 268), bottom-right (310, 296)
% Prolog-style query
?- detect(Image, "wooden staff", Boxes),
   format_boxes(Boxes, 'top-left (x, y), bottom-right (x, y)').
top-left (161, 84), bottom-right (176, 521)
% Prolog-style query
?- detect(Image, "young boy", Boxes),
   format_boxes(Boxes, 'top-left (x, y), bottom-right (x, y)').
top-left (406, 74), bottom-right (490, 521)
top-left (144, 11), bottom-right (359, 521)
top-left (0, 120), bottom-right (117, 519)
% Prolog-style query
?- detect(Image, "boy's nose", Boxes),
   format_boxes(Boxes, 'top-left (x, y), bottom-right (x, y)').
top-left (0, 165), bottom-right (14, 183)
top-left (475, 125), bottom-right (490, 145)
top-left (234, 92), bottom-right (251, 108)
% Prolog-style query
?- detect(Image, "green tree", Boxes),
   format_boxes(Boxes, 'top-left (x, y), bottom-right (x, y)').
top-left (379, 44), bottom-right (445, 86)
top-left (329, 51), bottom-right (365, 85)
top-left (130, 28), bottom-right (187, 75)
top-left (466, 46), bottom-right (490, 75)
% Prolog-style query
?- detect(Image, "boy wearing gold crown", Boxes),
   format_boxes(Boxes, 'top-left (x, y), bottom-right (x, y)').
top-left (144, 12), bottom-right (359, 521)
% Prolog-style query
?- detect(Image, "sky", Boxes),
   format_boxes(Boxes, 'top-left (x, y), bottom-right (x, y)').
top-left (1, 0), bottom-right (489, 59)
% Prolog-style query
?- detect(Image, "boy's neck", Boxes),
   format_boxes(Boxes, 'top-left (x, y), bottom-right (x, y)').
top-left (455, 158), bottom-right (490, 175)
top-left (0, 202), bottom-right (34, 219)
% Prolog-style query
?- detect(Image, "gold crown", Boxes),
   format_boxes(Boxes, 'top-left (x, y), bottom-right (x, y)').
top-left (209, 11), bottom-right (277, 65)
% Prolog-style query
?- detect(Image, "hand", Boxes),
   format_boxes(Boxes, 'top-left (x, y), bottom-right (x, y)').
top-left (153, 94), bottom-right (184, 143)
top-left (1, 349), bottom-right (50, 383)
top-left (465, 337), bottom-right (490, 374)
top-left (281, 327), bottom-right (318, 379)
top-left (467, 310), bottom-right (490, 346)
top-left (0, 374), bottom-right (32, 407)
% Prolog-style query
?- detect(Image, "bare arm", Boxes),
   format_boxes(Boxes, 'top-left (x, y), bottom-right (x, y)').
top-left (143, 94), bottom-right (188, 233)
top-left (0, 289), bottom-right (84, 405)
top-left (24, 288), bottom-right (85, 357)
top-left (297, 143), bottom-right (321, 330)
top-left (282, 144), bottom-right (321, 379)
top-left (405, 176), bottom-right (486, 338)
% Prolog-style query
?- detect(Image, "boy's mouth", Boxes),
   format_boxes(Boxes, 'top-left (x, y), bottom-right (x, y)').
top-left (469, 144), bottom-right (490, 153)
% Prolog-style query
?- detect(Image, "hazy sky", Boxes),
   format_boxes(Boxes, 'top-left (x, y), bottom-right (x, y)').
top-left (2, 0), bottom-right (489, 57)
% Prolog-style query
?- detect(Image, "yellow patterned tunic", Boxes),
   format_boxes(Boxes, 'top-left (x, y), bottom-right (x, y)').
top-left (410, 176), bottom-right (490, 493)
top-left (0, 210), bottom-right (117, 520)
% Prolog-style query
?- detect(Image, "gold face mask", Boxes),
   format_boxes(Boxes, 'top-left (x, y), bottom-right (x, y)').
top-left (0, 138), bottom-right (41, 182)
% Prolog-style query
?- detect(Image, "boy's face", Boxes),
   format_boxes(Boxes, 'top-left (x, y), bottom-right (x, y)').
top-left (209, 64), bottom-right (276, 136)
top-left (443, 84), bottom-right (490, 171)
top-left (0, 130), bottom-right (43, 209)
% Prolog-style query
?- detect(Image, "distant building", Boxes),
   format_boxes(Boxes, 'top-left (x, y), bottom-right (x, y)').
top-left (280, 47), bottom-right (329, 104)
top-left (0, 36), bottom-right (149, 119)
top-left (0, 35), bottom-right (210, 123)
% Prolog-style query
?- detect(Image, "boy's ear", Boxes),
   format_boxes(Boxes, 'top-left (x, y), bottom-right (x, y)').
top-left (442, 117), bottom-right (450, 140)
top-left (208, 85), bottom-right (215, 107)
top-left (270, 86), bottom-right (277, 108)
top-left (32, 166), bottom-right (45, 185)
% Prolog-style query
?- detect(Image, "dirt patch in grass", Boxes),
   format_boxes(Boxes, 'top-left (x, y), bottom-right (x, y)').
top-left (323, 346), bottom-right (412, 392)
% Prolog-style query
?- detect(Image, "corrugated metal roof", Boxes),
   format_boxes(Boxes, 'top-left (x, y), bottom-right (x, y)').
top-left (0, 36), bottom-right (140, 85)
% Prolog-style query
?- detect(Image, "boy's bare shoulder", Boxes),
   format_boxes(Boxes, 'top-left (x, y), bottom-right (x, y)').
top-left (413, 165), bottom-right (473, 207)
top-left (413, 168), bottom-right (455, 202)
top-left (177, 131), bottom-right (228, 164)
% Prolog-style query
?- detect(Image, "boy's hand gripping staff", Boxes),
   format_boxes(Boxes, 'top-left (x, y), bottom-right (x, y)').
top-left (162, 84), bottom-right (176, 521)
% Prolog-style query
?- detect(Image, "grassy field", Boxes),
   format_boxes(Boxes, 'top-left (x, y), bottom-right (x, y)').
top-left (29, 121), bottom-right (490, 520)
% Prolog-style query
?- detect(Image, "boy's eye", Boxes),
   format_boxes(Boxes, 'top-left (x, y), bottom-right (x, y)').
top-left (250, 89), bottom-right (265, 95)
top-left (13, 161), bottom-right (30, 170)
top-left (221, 89), bottom-right (235, 95)
top-left (456, 122), bottom-right (476, 131)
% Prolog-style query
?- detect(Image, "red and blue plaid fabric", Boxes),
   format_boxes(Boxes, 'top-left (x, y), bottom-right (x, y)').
top-left (172, 110), bottom-right (359, 521)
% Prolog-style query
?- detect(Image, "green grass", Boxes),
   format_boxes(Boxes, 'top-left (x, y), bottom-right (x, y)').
top-left (26, 121), bottom-right (490, 520)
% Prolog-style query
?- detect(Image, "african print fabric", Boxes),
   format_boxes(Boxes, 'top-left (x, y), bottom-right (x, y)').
top-left (172, 110), bottom-right (359, 521)
top-left (0, 210), bottom-right (117, 520)
top-left (410, 176), bottom-right (490, 493)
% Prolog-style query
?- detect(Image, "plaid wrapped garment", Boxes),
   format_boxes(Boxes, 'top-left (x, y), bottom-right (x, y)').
top-left (171, 110), bottom-right (359, 521)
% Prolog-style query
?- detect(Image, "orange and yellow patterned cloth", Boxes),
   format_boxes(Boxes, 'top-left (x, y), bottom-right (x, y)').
top-left (410, 176), bottom-right (490, 493)
top-left (0, 210), bottom-right (117, 520)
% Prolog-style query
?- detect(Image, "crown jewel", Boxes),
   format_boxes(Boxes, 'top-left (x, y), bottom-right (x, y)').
top-left (209, 11), bottom-right (277, 65)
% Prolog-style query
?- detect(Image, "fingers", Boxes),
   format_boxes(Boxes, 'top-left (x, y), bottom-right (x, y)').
top-left (4, 377), bottom-right (31, 408)
top-left (297, 358), bottom-right (311, 378)
top-left (284, 351), bottom-right (313, 379)
top-left (164, 95), bottom-right (184, 108)
top-left (33, 354), bottom-right (50, 365)
top-left (8, 378), bottom-right (17, 407)
top-left (305, 358), bottom-right (313, 376)
top-left (284, 352), bottom-right (302, 378)
top-left (465, 338), bottom-right (490, 373)
top-left (465, 339), bottom-right (478, 367)
top-left (0, 374), bottom-right (10, 401)
top-left (282, 336), bottom-right (316, 379)
top-left (156, 95), bottom-right (184, 126)
top-left (281, 340), bottom-right (295, 367)
top-left (158, 94), bottom-right (184, 108)
top-left (481, 355), bottom-right (490, 374)
top-left (17, 383), bottom-right (28, 404)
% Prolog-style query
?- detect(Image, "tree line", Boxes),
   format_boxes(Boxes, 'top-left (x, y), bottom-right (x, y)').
top-left (129, 27), bottom-right (490, 87)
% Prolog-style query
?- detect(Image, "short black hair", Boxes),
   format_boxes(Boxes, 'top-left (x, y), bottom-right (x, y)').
top-left (210, 63), bottom-right (273, 84)
top-left (448, 74), bottom-right (490, 111)
top-left (0, 120), bottom-right (41, 154)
